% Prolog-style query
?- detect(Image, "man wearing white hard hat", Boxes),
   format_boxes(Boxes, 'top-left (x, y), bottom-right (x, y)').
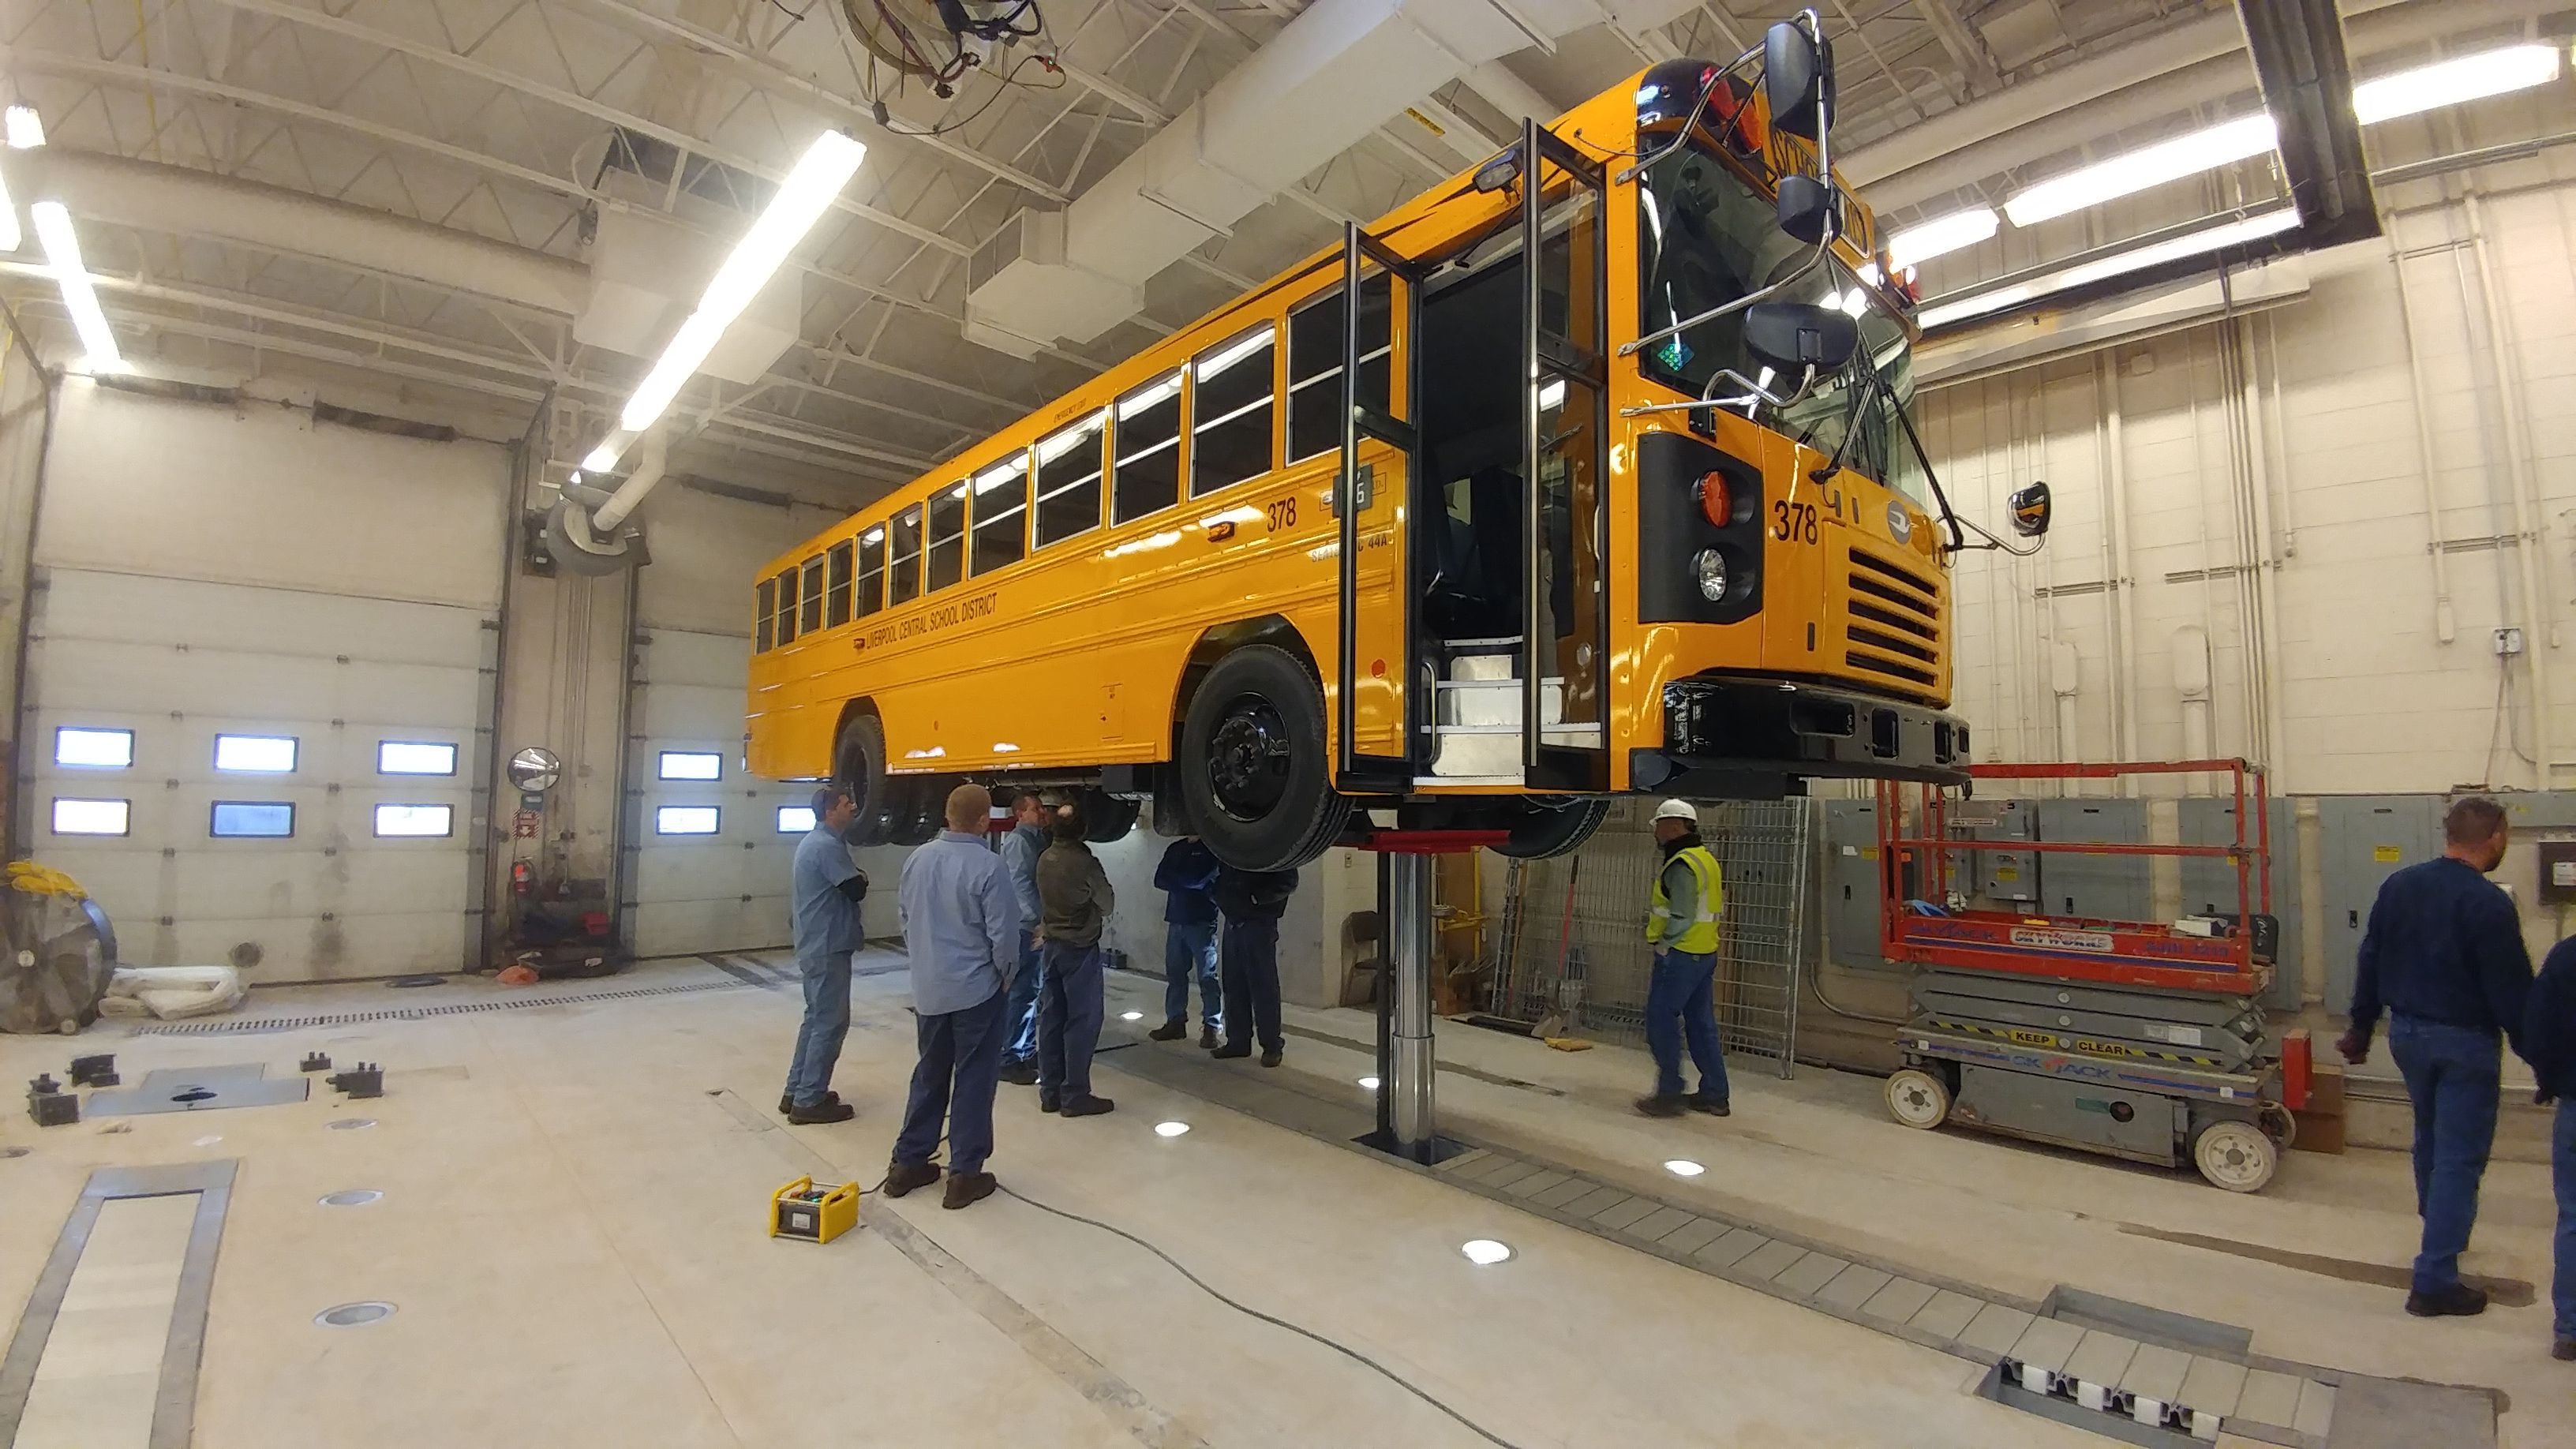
top-left (1638, 799), bottom-right (1731, 1118)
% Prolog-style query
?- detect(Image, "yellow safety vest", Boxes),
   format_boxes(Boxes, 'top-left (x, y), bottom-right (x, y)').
top-left (1646, 844), bottom-right (1724, 953)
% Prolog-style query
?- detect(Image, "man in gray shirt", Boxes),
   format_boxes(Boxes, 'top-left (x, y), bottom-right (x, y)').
top-left (995, 788), bottom-right (1049, 1085)
top-left (1035, 806), bottom-right (1116, 1117)
top-left (889, 783), bottom-right (1024, 1210)
top-left (784, 784), bottom-right (867, 1125)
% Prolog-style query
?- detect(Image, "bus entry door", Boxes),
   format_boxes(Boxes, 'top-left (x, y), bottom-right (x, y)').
top-left (1332, 223), bottom-right (1422, 794)
top-left (1519, 119), bottom-right (1611, 792)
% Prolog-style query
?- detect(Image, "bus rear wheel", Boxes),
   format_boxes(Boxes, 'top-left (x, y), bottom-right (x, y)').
top-left (832, 713), bottom-right (897, 847)
top-left (1492, 797), bottom-right (1610, 859)
top-left (1181, 644), bottom-right (1350, 872)
top-left (1079, 789), bottom-right (1140, 844)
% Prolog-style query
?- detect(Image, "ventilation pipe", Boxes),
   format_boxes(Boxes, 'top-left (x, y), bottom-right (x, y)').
top-left (2175, 623), bottom-right (2214, 772)
top-left (964, 0), bottom-right (1694, 354)
top-left (548, 427), bottom-right (663, 576)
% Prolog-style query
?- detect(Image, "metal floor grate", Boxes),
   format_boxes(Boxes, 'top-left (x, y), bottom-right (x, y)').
top-left (132, 978), bottom-right (756, 1035)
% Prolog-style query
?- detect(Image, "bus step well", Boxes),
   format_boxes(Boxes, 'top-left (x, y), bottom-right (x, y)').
top-left (1427, 643), bottom-right (1601, 779)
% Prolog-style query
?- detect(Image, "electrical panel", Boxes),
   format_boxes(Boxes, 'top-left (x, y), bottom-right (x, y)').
top-left (2538, 838), bottom-right (2576, 907)
top-left (2179, 796), bottom-right (2302, 1010)
top-left (1822, 799), bottom-right (1888, 972)
top-left (2035, 798), bottom-right (2151, 923)
top-left (2318, 796), bottom-right (2443, 1015)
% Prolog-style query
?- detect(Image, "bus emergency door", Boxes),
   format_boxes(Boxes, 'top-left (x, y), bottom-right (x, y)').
top-left (1332, 222), bottom-right (1424, 794)
top-left (1520, 118), bottom-right (1611, 792)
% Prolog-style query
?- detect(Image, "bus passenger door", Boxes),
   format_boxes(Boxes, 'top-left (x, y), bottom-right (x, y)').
top-left (1332, 223), bottom-right (1423, 794)
top-left (1519, 119), bottom-right (1611, 792)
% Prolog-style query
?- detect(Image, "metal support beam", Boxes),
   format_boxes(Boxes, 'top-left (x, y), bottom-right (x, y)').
top-left (1387, 852), bottom-right (1437, 1159)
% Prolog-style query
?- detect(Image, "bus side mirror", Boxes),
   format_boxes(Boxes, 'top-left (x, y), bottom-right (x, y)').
top-left (1777, 174), bottom-right (1839, 244)
top-left (1765, 21), bottom-right (1835, 141)
top-left (1743, 301), bottom-right (1859, 378)
top-left (2009, 481), bottom-right (2053, 537)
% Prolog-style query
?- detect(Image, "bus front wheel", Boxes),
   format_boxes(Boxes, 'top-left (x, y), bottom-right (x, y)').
top-left (833, 713), bottom-right (897, 847)
top-left (1180, 644), bottom-right (1350, 872)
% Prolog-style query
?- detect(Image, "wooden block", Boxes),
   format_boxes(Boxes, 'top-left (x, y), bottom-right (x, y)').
top-left (2290, 1108), bottom-right (2347, 1155)
top-left (2307, 1062), bottom-right (2346, 1115)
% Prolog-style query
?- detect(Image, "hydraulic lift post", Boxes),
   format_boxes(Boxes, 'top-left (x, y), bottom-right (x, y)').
top-left (1354, 826), bottom-right (1499, 1165)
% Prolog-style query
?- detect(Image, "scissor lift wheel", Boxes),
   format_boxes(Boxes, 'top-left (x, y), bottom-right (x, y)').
top-left (2191, 1118), bottom-right (2278, 1193)
top-left (1885, 1068), bottom-right (1952, 1130)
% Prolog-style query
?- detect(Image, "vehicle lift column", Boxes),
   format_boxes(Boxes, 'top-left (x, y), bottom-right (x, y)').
top-left (1362, 830), bottom-right (1492, 1166)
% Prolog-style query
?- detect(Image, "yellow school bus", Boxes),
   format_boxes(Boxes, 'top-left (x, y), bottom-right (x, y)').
top-left (747, 19), bottom-right (2026, 870)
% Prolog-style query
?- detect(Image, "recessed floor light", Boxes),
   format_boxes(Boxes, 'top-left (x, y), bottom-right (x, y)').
top-left (1664, 1159), bottom-right (1705, 1178)
top-left (1153, 1121), bottom-right (1190, 1137)
top-left (319, 1189), bottom-right (383, 1208)
top-left (1120, 1010), bottom-right (1144, 1021)
top-left (1460, 1239), bottom-right (1513, 1265)
top-left (315, 1301), bottom-right (396, 1327)
top-left (1357, 1075), bottom-right (1380, 1089)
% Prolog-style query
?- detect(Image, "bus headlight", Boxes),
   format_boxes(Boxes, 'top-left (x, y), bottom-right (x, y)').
top-left (1692, 548), bottom-right (1729, 601)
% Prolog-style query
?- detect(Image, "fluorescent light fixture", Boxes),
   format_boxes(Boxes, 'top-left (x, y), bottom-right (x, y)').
top-left (612, 128), bottom-right (865, 436)
top-left (30, 202), bottom-right (122, 371)
top-left (1916, 284), bottom-right (2031, 331)
top-left (1664, 1159), bottom-right (1706, 1178)
top-left (582, 443), bottom-right (620, 473)
top-left (2002, 114), bottom-right (2276, 227)
top-left (2056, 208), bottom-right (2299, 288)
top-left (975, 460), bottom-right (1024, 492)
top-left (6, 106), bottom-right (43, 149)
top-left (1886, 208), bottom-right (1998, 270)
top-left (1459, 1239), bottom-right (1513, 1265)
top-left (1152, 1121), bottom-right (1190, 1137)
top-left (2355, 44), bottom-right (2559, 125)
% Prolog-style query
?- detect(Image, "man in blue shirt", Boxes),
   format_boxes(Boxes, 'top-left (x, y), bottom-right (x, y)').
top-left (1148, 835), bottom-right (1223, 1046)
top-left (2525, 934), bottom-right (2576, 1361)
top-left (889, 783), bottom-right (1024, 1210)
top-left (995, 789), bottom-right (1049, 1085)
top-left (784, 784), bottom-right (868, 1125)
top-left (2337, 796), bottom-right (2533, 1318)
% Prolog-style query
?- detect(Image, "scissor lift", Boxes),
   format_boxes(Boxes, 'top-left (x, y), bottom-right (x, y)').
top-left (1876, 761), bottom-right (2301, 1192)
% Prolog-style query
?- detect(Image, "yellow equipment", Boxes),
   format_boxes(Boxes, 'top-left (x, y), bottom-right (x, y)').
top-left (769, 1176), bottom-right (859, 1245)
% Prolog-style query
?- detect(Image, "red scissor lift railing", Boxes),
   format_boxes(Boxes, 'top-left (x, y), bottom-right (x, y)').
top-left (1875, 759), bottom-right (2274, 998)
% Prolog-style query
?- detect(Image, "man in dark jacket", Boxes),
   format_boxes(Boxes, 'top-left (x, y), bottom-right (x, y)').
top-left (1033, 806), bottom-right (1115, 1118)
top-left (995, 789), bottom-right (1049, 1085)
top-left (1149, 836), bottom-right (1224, 1047)
top-left (1211, 864), bottom-right (1296, 1066)
top-left (2336, 796), bottom-right (2533, 1318)
top-left (2523, 934), bottom-right (2576, 1361)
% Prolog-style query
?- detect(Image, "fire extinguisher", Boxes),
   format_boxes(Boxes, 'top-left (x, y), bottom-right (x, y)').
top-left (511, 859), bottom-right (533, 897)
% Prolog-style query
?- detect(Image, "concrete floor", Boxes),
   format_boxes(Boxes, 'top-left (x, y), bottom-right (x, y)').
top-left (0, 954), bottom-right (2563, 1448)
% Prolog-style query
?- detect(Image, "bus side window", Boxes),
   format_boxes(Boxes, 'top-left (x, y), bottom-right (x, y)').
top-left (1035, 410), bottom-right (1106, 549)
top-left (799, 555), bottom-right (826, 634)
top-left (826, 542), bottom-right (854, 627)
top-left (888, 505), bottom-right (924, 606)
top-left (1114, 371), bottom-right (1182, 524)
top-left (928, 482), bottom-right (968, 592)
top-left (856, 525), bottom-right (886, 617)
top-left (775, 567), bottom-right (800, 645)
top-left (755, 577), bottom-right (776, 653)
top-left (1192, 325), bottom-right (1275, 496)
top-left (1286, 275), bottom-right (1391, 464)
top-left (972, 455), bottom-right (1029, 575)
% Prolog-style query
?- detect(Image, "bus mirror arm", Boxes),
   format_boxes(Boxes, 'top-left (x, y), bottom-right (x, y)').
top-left (1884, 395), bottom-right (2043, 560)
top-left (1619, 231), bottom-right (1833, 361)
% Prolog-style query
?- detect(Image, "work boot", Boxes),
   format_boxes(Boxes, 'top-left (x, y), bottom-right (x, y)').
top-left (1260, 1047), bottom-right (1283, 1068)
top-left (1148, 1020), bottom-right (1188, 1042)
top-left (2554, 1338), bottom-right (2576, 1361)
top-left (998, 1060), bottom-right (1039, 1087)
top-left (1060, 1095), bottom-right (1116, 1117)
top-left (1634, 1094), bottom-right (1686, 1118)
top-left (882, 1160), bottom-right (941, 1198)
top-left (1038, 1091), bottom-right (1061, 1114)
top-left (786, 1099), bottom-right (856, 1125)
top-left (2405, 1282), bottom-right (2489, 1318)
top-left (1200, 1025), bottom-right (1219, 1049)
top-left (942, 1171), bottom-right (997, 1210)
top-left (778, 1089), bottom-right (840, 1116)
top-left (1211, 1042), bottom-right (1252, 1060)
top-left (1688, 1092), bottom-right (1732, 1118)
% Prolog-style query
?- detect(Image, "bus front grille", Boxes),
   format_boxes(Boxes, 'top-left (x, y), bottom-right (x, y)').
top-left (1844, 545), bottom-right (1944, 693)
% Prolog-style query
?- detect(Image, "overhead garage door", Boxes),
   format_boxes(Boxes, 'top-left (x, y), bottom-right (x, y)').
top-left (20, 384), bottom-right (506, 983)
top-left (623, 485), bottom-right (843, 958)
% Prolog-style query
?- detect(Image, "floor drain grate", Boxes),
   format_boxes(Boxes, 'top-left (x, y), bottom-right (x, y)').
top-left (135, 977), bottom-right (756, 1035)
top-left (315, 1301), bottom-right (395, 1327)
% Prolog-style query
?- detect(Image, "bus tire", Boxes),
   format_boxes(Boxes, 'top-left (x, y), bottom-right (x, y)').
top-left (833, 713), bottom-right (897, 847)
top-left (888, 777), bottom-right (943, 845)
top-left (1181, 644), bottom-right (1349, 872)
top-left (1492, 796), bottom-right (1611, 859)
top-left (1080, 789), bottom-right (1140, 844)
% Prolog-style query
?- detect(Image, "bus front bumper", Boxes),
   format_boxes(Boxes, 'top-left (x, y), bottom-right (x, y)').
top-left (1631, 677), bottom-right (1972, 796)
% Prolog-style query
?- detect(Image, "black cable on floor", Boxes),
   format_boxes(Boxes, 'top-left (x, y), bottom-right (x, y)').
top-left (994, 1183), bottom-right (1530, 1449)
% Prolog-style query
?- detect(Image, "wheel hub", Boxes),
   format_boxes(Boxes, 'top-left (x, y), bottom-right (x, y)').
top-left (1206, 696), bottom-right (1292, 822)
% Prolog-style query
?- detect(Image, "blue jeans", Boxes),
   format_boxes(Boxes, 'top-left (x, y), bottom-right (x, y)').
top-left (1001, 937), bottom-right (1043, 1064)
top-left (1164, 920), bottom-right (1221, 1028)
top-left (2554, 1099), bottom-right (2576, 1339)
top-left (893, 986), bottom-right (1007, 1175)
top-left (2388, 1015), bottom-right (2501, 1294)
top-left (784, 950), bottom-right (852, 1107)
top-left (1645, 947), bottom-right (1728, 1102)
top-left (1219, 918), bottom-right (1282, 1051)
top-left (1037, 941), bottom-right (1105, 1099)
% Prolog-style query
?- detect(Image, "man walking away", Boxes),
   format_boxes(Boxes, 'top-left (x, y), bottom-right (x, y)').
top-left (889, 784), bottom-right (1023, 1210)
top-left (1211, 864), bottom-right (1296, 1067)
top-left (783, 784), bottom-right (868, 1125)
top-left (1150, 835), bottom-right (1223, 1046)
top-left (1035, 805), bottom-right (1116, 1117)
top-left (996, 789), bottom-right (1049, 1086)
top-left (2525, 933), bottom-right (2576, 1361)
top-left (1637, 799), bottom-right (1731, 1120)
top-left (2337, 796), bottom-right (2533, 1318)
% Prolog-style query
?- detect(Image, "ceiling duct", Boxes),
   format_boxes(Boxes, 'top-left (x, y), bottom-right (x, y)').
top-left (964, 0), bottom-right (1694, 356)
